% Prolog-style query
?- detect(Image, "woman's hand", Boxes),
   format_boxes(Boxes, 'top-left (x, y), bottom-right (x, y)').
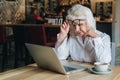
top-left (84, 28), bottom-right (99, 38)
top-left (57, 21), bottom-right (70, 44)
top-left (60, 21), bottom-right (70, 37)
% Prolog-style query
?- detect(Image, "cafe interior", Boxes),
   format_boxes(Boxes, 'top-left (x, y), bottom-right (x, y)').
top-left (0, 0), bottom-right (120, 79)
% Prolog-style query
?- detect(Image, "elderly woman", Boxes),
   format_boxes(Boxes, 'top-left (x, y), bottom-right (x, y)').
top-left (55, 4), bottom-right (111, 63)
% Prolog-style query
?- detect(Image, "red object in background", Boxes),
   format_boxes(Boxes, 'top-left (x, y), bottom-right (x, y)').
top-left (29, 26), bottom-right (58, 47)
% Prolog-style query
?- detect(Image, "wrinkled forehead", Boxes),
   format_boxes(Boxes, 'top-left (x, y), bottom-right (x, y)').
top-left (67, 19), bottom-right (86, 23)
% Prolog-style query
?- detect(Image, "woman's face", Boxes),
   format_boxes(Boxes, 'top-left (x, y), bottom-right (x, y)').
top-left (69, 19), bottom-right (88, 37)
top-left (34, 9), bottom-right (38, 14)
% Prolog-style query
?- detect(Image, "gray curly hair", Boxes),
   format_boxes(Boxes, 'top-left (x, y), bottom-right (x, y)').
top-left (66, 4), bottom-right (96, 30)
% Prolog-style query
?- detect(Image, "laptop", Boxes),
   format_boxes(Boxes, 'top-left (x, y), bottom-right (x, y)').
top-left (25, 43), bottom-right (87, 74)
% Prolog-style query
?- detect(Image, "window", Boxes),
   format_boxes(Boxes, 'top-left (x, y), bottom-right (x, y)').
top-left (96, 1), bottom-right (112, 19)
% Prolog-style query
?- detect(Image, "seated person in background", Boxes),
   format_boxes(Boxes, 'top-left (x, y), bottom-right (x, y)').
top-left (58, 9), bottom-right (66, 21)
top-left (58, 9), bottom-right (65, 16)
top-left (55, 4), bottom-right (111, 64)
top-left (34, 8), bottom-right (45, 24)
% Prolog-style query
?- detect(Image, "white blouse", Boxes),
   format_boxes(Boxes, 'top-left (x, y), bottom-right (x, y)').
top-left (55, 30), bottom-right (111, 63)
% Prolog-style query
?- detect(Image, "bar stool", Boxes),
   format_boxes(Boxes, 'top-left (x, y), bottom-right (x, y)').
top-left (13, 26), bottom-right (33, 68)
top-left (0, 26), bottom-right (14, 72)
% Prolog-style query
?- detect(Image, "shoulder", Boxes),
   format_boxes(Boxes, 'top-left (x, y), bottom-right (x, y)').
top-left (95, 30), bottom-right (110, 39)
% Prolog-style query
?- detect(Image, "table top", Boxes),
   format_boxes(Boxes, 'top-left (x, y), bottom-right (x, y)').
top-left (0, 61), bottom-right (120, 80)
top-left (0, 24), bottom-right (60, 28)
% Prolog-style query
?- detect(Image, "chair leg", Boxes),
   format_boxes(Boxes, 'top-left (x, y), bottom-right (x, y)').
top-left (1, 43), bottom-right (8, 71)
top-left (24, 45), bottom-right (34, 65)
top-left (14, 42), bottom-right (25, 68)
top-left (14, 42), bottom-right (19, 68)
top-left (8, 41), bottom-right (12, 55)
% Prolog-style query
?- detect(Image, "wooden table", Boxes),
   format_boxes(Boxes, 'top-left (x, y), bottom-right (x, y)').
top-left (0, 61), bottom-right (120, 80)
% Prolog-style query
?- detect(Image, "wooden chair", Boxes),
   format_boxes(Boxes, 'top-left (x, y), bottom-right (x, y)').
top-left (29, 26), bottom-right (57, 47)
top-left (0, 26), bottom-right (14, 71)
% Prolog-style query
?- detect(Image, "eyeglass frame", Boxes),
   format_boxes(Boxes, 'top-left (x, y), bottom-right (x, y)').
top-left (66, 19), bottom-right (86, 27)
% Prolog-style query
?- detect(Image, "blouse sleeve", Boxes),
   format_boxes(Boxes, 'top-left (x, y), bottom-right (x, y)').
top-left (92, 34), bottom-right (111, 63)
top-left (55, 37), bottom-right (69, 60)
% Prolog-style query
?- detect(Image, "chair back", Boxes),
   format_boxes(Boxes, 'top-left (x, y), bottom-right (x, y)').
top-left (29, 26), bottom-right (47, 45)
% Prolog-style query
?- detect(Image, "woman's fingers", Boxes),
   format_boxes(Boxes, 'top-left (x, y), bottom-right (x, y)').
top-left (85, 29), bottom-right (90, 35)
top-left (62, 21), bottom-right (70, 30)
top-left (60, 21), bottom-right (70, 35)
top-left (83, 28), bottom-right (92, 37)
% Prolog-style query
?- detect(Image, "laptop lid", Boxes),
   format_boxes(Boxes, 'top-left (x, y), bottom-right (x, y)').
top-left (25, 43), bottom-right (86, 74)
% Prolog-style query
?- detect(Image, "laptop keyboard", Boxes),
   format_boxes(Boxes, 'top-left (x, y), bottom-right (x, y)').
top-left (64, 66), bottom-right (77, 72)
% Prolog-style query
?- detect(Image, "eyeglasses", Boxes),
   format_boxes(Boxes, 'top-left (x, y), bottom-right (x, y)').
top-left (66, 19), bottom-right (85, 27)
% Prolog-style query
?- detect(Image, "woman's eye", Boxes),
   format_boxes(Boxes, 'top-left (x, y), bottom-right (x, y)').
top-left (78, 24), bottom-right (81, 26)
top-left (78, 24), bottom-right (83, 26)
